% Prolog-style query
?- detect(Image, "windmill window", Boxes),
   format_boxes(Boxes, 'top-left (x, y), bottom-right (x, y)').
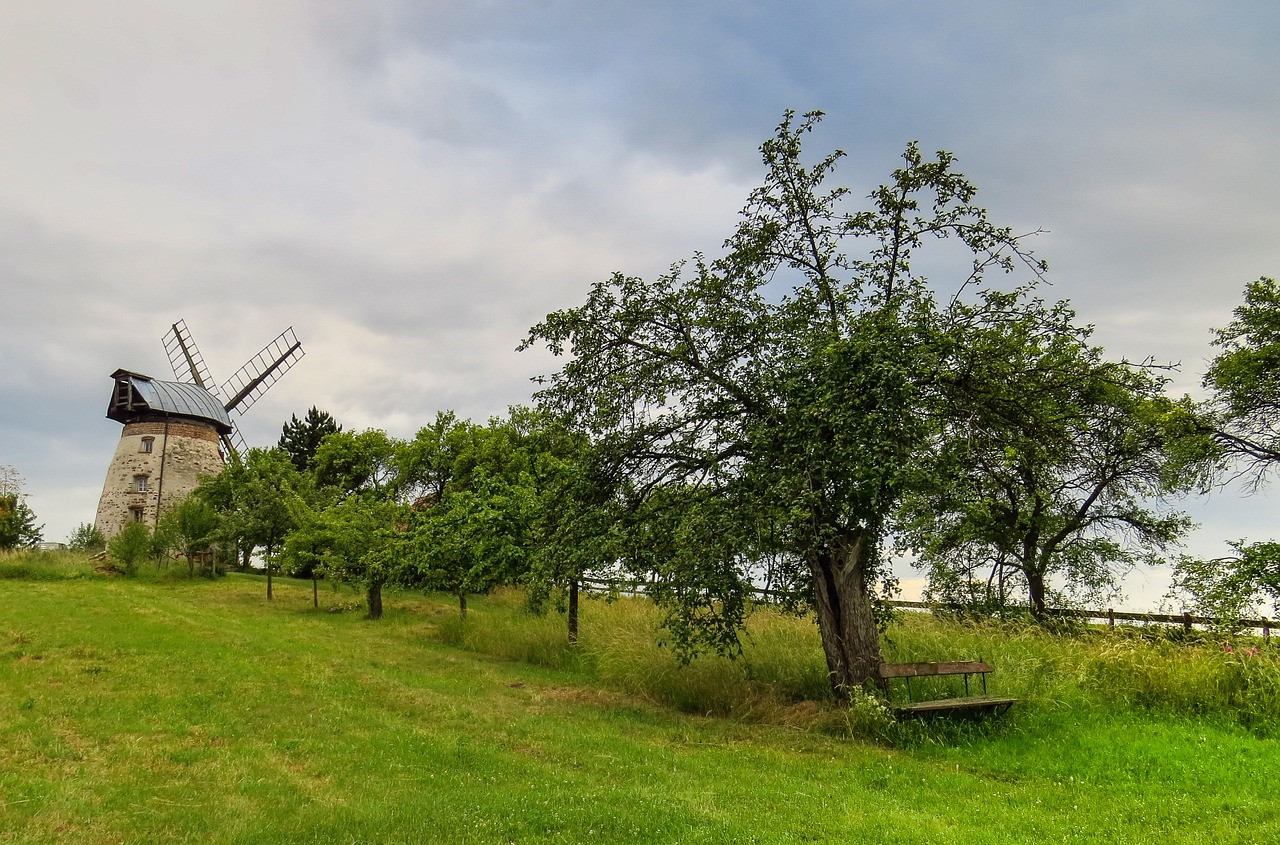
top-left (140, 437), bottom-right (154, 454)
top-left (133, 475), bottom-right (150, 493)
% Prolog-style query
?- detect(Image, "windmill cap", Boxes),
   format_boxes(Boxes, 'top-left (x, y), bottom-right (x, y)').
top-left (106, 369), bottom-right (234, 433)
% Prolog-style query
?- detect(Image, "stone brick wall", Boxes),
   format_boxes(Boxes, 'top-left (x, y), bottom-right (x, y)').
top-left (94, 420), bottom-right (226, 538)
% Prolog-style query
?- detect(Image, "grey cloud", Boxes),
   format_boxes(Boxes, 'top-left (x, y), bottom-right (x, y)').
top-left (3, 0), bottom-right (1279, 590)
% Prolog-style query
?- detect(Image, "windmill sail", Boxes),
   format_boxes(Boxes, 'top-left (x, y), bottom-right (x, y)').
top-left (161, 320), bottom-right (304, 461)
top-left (164, 320), bottom-right (218, 393)
top-left (221, 327), bottom-right (305, 416)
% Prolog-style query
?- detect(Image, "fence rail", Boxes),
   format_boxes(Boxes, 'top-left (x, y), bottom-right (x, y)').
top-left (577, 577), bottom-right (1274, 643)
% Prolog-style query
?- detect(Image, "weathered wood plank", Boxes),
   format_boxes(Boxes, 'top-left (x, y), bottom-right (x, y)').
top-left (893, 696), bottom-right (1017, 717)
top-left (877, 660), bottom-right (992, 679)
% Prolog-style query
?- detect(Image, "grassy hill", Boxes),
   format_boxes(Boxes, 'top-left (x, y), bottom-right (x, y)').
top-left (2, 555), bottom-right (1278, 843)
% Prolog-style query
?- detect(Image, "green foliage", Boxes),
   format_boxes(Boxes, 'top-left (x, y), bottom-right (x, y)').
top-left (107, 521), bottom-right (152, 576)
top-left (155, 495), bottom-right (222, 576)
top-left (198, 447), bottom-right (305, 561)
top-left (398, 409), bottom-right (571, 615)
top-left (66, 521), bottom-right (105, 552)
top-left (0, 465), bottom-right (43, 550)
top-left (1204, 276), bottom-right (1280, 483)
top-left (1172, 541), bottom-right (1280, 623)
top-left (902, 310), bottom-right (1199, 617)
top-left (408, 470), bottom-right (535, 612)
top-left (1188, 278), bottom-right (1280, 626)
top-left (312, 429), bottom-right (399, 498)
top-left (523, 110), bottom-right (1054, 696)
top-left (0, 493), bottom-right (42, 550)
top-left (287, 493), bottom-right (405, 618)
top-left (278, 406), bottom-right (342, 471)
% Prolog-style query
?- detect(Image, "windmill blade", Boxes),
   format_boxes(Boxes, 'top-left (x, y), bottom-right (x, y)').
top-left (219, 428), bottom-right (248, 462)
top-left (163, 320), bottom-right (219, 395)
top-left (220, 327), bottom-right (305, 416)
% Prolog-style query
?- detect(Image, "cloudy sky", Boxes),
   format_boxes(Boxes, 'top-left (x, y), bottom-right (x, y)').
top-left (2, 1), bottom-right (1277, 607)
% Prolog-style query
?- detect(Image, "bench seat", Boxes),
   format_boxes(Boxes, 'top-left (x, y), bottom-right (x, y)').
top-left (892, 695), bottom-right (1017, 717)
top-left (877, 660), bottom-right (1016, 719)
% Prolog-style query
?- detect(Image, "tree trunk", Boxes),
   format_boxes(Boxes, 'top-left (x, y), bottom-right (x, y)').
top-left (808, 532), bottom-right (883, 703)
top-left (266, 559), bottom-right (273, 600)
top-left (312, 574), bottom-right (319, 609)
top-left (458, 592), bottom-right (467, 618)
top-left (1027, 569), bottom-right (1047, 621)
top-left (367, 578), bottom-right (383, 620)
top-left (567, 578), bottom-right (579, 645)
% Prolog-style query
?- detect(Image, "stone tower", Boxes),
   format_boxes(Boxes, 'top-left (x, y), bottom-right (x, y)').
top-left (94, 370), bottom-right (232, 539)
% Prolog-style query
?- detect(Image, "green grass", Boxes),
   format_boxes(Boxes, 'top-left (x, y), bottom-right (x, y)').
top-left (2, 565), bottom-right (1279, 843)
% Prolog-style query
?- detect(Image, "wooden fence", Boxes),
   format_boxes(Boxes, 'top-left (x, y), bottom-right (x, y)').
top-left (578, 577), bottom-right (1275, 643)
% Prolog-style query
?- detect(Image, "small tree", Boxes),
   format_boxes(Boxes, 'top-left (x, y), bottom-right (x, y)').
top-left (279, 407), bottom-right (343, 472)
top-left (108, 522), bottom-right (152, 576)
top-left (300, 429), bottom-right (407, 617)
top-left (196, 449), bottom-right (304, 596)
top-left (287, 494), bottom-right (404, 619)
top-left (67, 522), bottom-right (106, 553)
top-left (156, 496), bottom-right (222, 576)
top-left (407, 470), bottom-right (535, 617)
top-left (0, 466), bottom-right (43, 551)
top-left (0, 495), bottom-right (43, 550)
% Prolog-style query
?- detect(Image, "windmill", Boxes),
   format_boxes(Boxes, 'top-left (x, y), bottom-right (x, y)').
top-left (93, 321), bottom-right (305, 539)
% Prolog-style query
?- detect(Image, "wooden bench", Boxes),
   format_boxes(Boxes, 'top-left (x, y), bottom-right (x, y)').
top-left (876, 660), bottom-right (1016, 718)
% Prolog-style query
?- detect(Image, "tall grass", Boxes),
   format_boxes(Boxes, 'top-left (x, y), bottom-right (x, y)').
top-left (435, 588), bottom-right (832, 720)
top-left (435, 589), bottom-right (1280, 738)
top-left (0, 549), bottom-right (97, 581)
top-left (886, 611), bottom-right (1280, 735)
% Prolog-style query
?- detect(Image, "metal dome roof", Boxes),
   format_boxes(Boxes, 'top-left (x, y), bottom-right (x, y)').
top-left (106, 370), bottom-right (233, 433)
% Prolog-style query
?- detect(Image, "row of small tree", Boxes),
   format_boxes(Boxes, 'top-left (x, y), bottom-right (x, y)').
top-left (186, 407), bottom-right (606, 643)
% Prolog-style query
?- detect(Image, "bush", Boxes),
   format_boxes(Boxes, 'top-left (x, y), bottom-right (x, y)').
top-left (108, 523), bottom-right (153, 576)
top-left (67, 522), bottom-right (105, 553)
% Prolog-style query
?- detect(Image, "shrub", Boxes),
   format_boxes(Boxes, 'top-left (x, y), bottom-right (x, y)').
top-left (108, 522), bottom-right (153, 576)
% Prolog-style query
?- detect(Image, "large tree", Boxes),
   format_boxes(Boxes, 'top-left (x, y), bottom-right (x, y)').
top-left (1204, 277), bottom-right (1280, 485)
top-left (1172, 278), bottom-right (1280, 618)
top-left (901, 299), bottom-right (1199, 617)
top-left (523, 112), bottom-right (1050, 699)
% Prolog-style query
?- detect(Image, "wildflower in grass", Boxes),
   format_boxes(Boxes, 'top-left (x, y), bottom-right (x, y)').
top-left (1222, 644), bottom-right (1234, 652)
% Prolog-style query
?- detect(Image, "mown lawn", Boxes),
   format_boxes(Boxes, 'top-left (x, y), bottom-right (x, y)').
top-left (1, 569), bottom-right (1276, 843)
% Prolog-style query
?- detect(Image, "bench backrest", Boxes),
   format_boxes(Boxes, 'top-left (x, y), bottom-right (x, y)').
top-left (877, 660), bottom-right (992, 679)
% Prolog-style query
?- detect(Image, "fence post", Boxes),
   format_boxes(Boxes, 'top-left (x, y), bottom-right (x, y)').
top-left (1182, 612), bottom-right (1193, 634)
top-left (1108, 608), bottom-right (1115, 629)
top-left (1264, 618), bottom-right (1271, 646)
